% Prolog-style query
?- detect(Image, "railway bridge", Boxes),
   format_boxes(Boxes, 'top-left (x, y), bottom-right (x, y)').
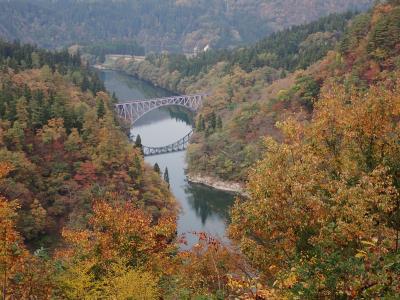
top-left (115, 94), bottom-right (206, 156)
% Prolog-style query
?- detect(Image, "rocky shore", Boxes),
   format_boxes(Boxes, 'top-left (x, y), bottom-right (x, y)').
top-left (187, 173), bottom-right (247, 196)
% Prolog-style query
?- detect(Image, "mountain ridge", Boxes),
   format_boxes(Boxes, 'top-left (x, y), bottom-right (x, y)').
top-left (0, 0), bottom-right (373, 52)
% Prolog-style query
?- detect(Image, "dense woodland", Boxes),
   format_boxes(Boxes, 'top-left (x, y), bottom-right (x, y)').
top-left (113, 12), bottom-right (356, 181)
top-left (0, 0), bottom-right (372, 53)
top-left (106, 3), bottom-right (400, 297)
top-left (0, 40), bottom-right (181, 298)
top-left (1, 1), bottom-right (400, 299)
top-left (79, 40), bottom-right (145, 64)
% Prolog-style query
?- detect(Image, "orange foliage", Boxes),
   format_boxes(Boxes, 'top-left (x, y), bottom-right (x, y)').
top-left (58, 198), bottom-right (176, 272)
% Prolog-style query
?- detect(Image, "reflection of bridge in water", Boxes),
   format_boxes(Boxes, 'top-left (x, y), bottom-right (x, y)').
top-left (115, 94), bottom-right (206, 156)
top-left (142, 130), bottom-right (193, 156)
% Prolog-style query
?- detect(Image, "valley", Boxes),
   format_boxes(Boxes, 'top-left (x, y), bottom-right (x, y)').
top-left (0, 1), bottom-right (400, 298)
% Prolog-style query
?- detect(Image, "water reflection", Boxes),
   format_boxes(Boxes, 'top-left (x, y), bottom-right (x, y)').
top-left (132, 106), bottom-right (194, 129)
top-left (185, 183), bottom-right (235, 225)
top-left (99, 70), bottom-right (173, 100)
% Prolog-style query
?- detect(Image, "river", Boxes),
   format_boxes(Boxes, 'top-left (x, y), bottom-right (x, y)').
top-left (98, 70), bottom-right (235, 248)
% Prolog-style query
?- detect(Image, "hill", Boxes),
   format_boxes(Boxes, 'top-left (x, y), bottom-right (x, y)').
top-left (229, 1), bottom-right (400, 297)
top-left (0, 0), bottom-right (373, 52)
top-left (1, 1), bottom-right (400, 298)
top-left (110, 12), bottom-right (356, 181)
top-left (0, 40), bottom-right (175, 246)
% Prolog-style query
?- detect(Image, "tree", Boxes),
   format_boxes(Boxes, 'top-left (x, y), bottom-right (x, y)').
top-left (81, 76), bottom-right (90, 92)
top-left (16, 97), bottom-right (29, 128)
top-left (0, 163), bottom-right (53, 299)
top-left (164, 167), bottom-right (170, 188)
top-left (153, 163), bottom-right (160, 174)
top-left (55, 200), bottom-right (176, 298)
top-left (96, 99), bottom-right (106, 118)
top-left (209, 112), bottom-right (217, 130)
top-left (229, 81), bottom-right (400, 298)
top-left (196, 115), bottom-right (205, 132)
top-left (216, 116), bottom-right (222, 130)
top-left (135, 134), bottom-right (143, 154)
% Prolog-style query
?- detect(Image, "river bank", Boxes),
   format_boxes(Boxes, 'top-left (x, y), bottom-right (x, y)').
top-left (186, 173), bottom-right (246, 196)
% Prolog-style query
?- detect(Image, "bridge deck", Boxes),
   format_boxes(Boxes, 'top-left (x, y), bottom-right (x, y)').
top-left (115, 94), bottom-right (205, 124)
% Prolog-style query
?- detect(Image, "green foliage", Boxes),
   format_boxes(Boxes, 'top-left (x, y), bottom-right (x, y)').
top-left (339, 13), bottom-right (371, 54)
top-left (82, 40), bottom-right (145, 62)
top-left (132, 11), bottom-right (355, 84)
top-left (153, 163), bottom-right (161, 174)
top-left (0, 39), bottom-right (175, 248)
top-left (164, 167), bottom-right (170, 187)
top-left (292, 75), bottom-right (321, 109)
top-left (0, 0), bottom-right (373, 52)
top-left (368, 7), bottom-right (400, 61)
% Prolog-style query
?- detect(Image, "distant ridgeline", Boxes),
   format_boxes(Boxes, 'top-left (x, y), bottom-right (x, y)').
top-left (0, 0), bottom-right (373, 52)
top-left (140, 11), bottom-right (359, 80)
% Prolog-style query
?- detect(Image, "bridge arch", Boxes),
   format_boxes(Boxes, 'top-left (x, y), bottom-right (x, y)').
top-left (115, 94), bottom-right (205, 124)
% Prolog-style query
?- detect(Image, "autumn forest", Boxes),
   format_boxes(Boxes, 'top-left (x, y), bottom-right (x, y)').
top-left (1, 0), bottom-right (400, 299)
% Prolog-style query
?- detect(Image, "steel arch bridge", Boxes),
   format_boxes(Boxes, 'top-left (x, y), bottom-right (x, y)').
top-left (116, 94), bottom-right (206, 156)
top-left (115, 94), bottom-right (205, 124)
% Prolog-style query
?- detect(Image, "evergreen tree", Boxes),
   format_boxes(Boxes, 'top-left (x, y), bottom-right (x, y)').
top-left (81, 76), bottom-right (90, 92)
top-left (163, 167), bottom-right (170, 188)
top-left (209, 112), bottom-right (217, 130)
top-left (196, 115), bottom-right (205, 132)
top-left (16, 97), bottom-right (29, 128)
top-left (132, 154), bottom-right (142, 181)
top-left (153, 163), bottom-right (160, 174)
top-left (96, 99), bottom-right (106, 118)
top-left (30, 91), bottom-right (46, 129)
top-left (111, 92), bottom-right (118, 104)
top-left (23, 85), bottom-right (31, 101)
top-left (216, 116), bottom-right (222, 130)
top-left (135, 134), bottom-right (143, 154)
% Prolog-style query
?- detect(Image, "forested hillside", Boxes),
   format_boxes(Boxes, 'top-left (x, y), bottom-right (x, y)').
top-left (113, 12), bottom-right (356, 181)
top-left (0, 0), bottom-right (373, 52)
top-left (1, 0), bottom-right (400, 298)
top-left (229, 1), bottom-right (400, 297)
top-left (98, 2), bottom-right (400, 297)
top-left (0, 40), bottom-right (183, 298)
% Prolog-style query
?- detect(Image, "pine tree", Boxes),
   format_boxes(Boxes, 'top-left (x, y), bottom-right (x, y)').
top-left (135, 134), bottom-right (143, 155)
top-left (30, 91), bottom-right (46, 129)
top-left (16, 97), bottom-right (29, 128)
top-left (196, 115), bottom-right (205, 132)
top-left (153, 163), bottom-right (160, 174)
top-left (163, 167), bottom-right (170, 188)
top-left (111, 92), bottom-right (118, 104)
top-left (216, 115), bottom-right (222, 130)
top-left (96, 99), bottom-right (106, 118)
top-left (209, 112), bottom-right (216, 130)
top-left (81, 76), bottom-right (90, 92)
top-left (23, 85), bottom-right (31, 101)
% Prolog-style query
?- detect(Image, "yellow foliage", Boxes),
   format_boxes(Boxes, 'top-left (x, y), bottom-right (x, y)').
top-left (101, 261), bottom-right (159, 300)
